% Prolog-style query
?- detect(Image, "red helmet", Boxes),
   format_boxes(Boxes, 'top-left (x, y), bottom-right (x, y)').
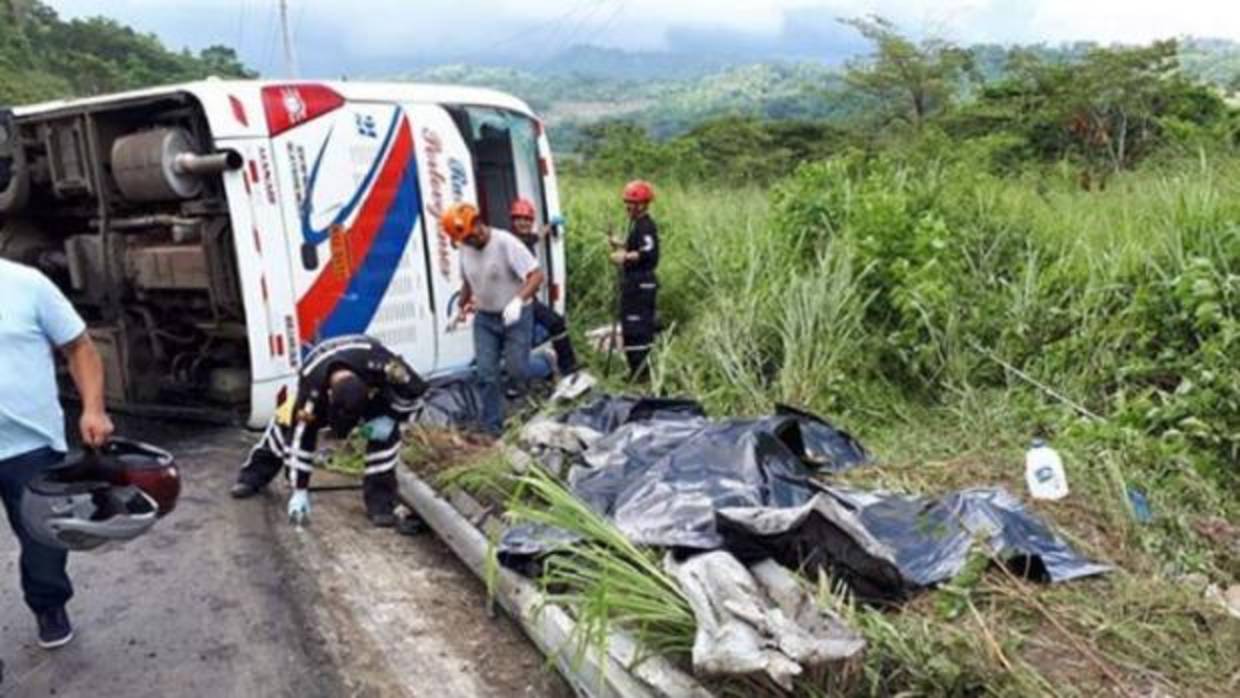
top-left (622, 180), bottom-right (654, 204)
top-left (100, 439), bottom-right (181, 517)
top-left (509, 198), bottom-right (536, 220)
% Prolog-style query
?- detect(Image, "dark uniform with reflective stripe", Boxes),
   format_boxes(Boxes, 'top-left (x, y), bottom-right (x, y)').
top-left (236, 335), bottom-right (428, 517)
top-left (515, 231), bottom-right (578, 376)
top-left (619, 213), bottom-right (659, 379)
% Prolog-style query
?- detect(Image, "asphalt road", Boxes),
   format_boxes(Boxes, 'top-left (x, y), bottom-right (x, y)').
top-left (0, 420), bottom-right (569, 698)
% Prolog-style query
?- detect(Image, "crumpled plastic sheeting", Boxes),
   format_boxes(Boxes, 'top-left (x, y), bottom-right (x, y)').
top-left (502, 394), bottom-right (1108, 599)
top-left (411, 376), bottom-right (488, 432)
top-left (716, 493), bottom-right (909, 603)
top-left (718, 487), bottom-right (1113, 602)
top-left (585, 419), bottom-right (819, 549)
top-left (559, 395), bottom-right (707, 434)
top-left (556, 398), bottom-right (869, 474)
top-left (519, 416), bottom-right (604, 455)
top-left (501, 397), bottom-right (870, 561)
top-left (667, 551), bottom-right (865, 690)
top-left (770, 404), bottom-right (869, 473)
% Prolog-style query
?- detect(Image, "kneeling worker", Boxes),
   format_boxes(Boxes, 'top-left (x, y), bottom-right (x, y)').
top-left (508, 198), bottom-right (594, 400)
top-left (230, 334), bottom-right (428, 527)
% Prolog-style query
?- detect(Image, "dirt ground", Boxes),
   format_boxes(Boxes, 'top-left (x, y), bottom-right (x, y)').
top-left (0, 418), bottom-right (571, 698)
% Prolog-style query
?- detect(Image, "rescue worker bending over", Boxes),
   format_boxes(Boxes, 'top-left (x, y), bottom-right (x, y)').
top-left (230, 335), bottom-right (428, 527)
top-left (609, 180), bottom-right (660, 381)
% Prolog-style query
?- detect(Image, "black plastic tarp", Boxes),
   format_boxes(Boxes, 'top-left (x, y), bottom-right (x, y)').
top-left (818, 486), bottom-right (1113, 586)
top-left (716, 487), bottom-right (1112, 602)
top-left (412, 376), bottom-right (488, 432)
top-left (500, 396), bottom-right (869, 558)
top-left (499, 395), bottom-right (1110, 600)
top-left (560, 395), bottom-right (707, 434)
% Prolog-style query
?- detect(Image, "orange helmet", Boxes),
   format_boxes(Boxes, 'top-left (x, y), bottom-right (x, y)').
top-left (622, 180), bottom-right (654, 204)
top-left (440, 202), bottom-right (480, 244)
top-left (509, 198), bottom-right (536, 220)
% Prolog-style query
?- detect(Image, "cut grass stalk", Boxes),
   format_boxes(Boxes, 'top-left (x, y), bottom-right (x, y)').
top-left (504, 466), bottom-right (696, 666)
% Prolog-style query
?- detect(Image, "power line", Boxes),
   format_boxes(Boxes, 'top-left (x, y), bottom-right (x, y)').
top-left (279, 0), bottom-right (299, 78)
top-left (536, 0), bottom-right (621, 72)
top-left (260, 0), bottom-right (278, 77)
top-left (482, 1), bottom-right (597, 58)
top-left (592, 0), bottom-right (628, 48)
top-left (533, 0), bottom-right (600, 64)
top-left (236, 0), bottom-right (247, 56)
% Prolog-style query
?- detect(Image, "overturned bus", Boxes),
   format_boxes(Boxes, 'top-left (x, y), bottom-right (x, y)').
top-left (0, 80), bottom-right (566, 427)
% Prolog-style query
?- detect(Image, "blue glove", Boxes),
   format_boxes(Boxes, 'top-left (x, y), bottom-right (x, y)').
top-left (549, 214), bottom-right (566, 227)
top-left (288, 489), bottom-right (311, 525)
top-left (361, 415), bottom-right (397, 442)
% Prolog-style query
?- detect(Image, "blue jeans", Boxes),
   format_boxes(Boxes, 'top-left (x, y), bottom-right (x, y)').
top-left (474, 306), bottom-right (533, 435)
top-left (0, 447), bottom-right (73, 614)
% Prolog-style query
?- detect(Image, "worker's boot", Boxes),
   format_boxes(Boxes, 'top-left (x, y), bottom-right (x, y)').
top-left (229, 481), bottom-right (261, 499)
top-left (367, 510), bottom-right (397, 528)
top-left (363, 470), bottom-right (398, 527)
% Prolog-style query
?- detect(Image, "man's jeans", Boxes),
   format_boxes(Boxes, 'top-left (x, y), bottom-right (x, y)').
top-left (0, 447), bottom-right (73, 614)
top-left (474, 306), bottom-right (533, 435)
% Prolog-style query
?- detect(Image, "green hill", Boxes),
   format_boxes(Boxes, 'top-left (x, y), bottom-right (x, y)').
top-left (0, 0), bottom-right (252, 105)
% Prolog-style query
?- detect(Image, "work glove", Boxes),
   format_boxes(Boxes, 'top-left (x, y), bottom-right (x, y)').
top-left (609, 250), bottom-right (629, 266)
top-left (288, 489), bottom-right (311, 526)
top-left (502, 296), bottom-right (526, 327)
top-left (545, 214), bottom-right (565, 238)
top-left (359, 415), bottom-right (397, 442)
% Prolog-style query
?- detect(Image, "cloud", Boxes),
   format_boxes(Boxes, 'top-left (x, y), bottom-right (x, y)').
top-left (46, 0), bottom-right (1240, 78)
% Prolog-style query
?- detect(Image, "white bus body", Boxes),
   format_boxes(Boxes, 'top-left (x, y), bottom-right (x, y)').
top-left (0, 80), bottom-right (566, 427)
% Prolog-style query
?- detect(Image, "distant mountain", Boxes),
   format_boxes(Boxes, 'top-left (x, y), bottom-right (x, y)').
top-left (519, 45), bottom-right (741, 81)
top-left (403, 35), bottom-right (1240, 154)
top-left (402, 59), bottom-right (854, 151)
top-left (1179, 37), bottom-right (1240, 90)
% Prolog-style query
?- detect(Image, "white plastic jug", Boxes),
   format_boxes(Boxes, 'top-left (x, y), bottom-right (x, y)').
top-left (1025, 439), bottom-right (1069, 500)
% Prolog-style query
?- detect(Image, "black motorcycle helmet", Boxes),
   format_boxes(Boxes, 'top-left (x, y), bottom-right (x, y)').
top-left (21, 439), bottom-right (180, 552)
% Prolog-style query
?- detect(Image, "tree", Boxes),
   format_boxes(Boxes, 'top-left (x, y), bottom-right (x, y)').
top-left (199, 46), bottom-right (257, 79)
top-left (0, 0), bottom-right (256, 104)
top-left (964, 40), bottom-right (1229, 176)
top-left (841, 15), bottom-right (974, 130)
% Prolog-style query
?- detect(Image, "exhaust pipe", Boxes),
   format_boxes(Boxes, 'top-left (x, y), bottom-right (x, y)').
top-left (173, 149), bottom-right (243, 176)
top-left (113, 128), bottom-right (243, 202)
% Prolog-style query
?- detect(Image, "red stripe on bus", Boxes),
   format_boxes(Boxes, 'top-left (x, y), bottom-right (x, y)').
top-left (296, 120), bottom-right (413, 342)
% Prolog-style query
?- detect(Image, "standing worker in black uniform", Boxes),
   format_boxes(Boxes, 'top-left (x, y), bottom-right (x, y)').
top-left (229, 334), bottom-right (428, 527)
top-left (609, 180), bottom-right (660, 381)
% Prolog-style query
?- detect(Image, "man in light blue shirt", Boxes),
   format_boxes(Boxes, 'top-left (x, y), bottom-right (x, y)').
top-left (0, 258), bottom-right (113, 649)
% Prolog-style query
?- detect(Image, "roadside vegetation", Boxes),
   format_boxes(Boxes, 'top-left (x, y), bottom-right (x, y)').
top-left (451, 23), bottom-right (1240, 698)
top-left (4, 1), bottom-right (1236, 693)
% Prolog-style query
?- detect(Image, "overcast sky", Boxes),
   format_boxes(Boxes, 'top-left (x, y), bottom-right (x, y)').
top-left (49, 0), bottom-right (1240, 77)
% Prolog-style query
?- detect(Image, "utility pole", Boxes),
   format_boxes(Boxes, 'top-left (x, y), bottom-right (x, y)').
top-left (7, 0), bottom-right (27, 35)
top-left (279, 0), bottom-right (300, 78)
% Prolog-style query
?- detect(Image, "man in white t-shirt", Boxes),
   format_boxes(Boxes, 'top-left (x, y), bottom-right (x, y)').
top-left (0, 258), bottom-right (113, 650)
top-left (440, 202), bottom-right (544, 436)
